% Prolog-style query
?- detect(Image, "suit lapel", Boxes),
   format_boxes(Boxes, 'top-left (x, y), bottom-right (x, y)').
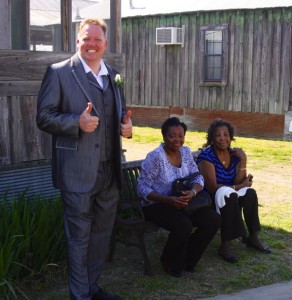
top-left (106, 65), bottom-right (122, 118)
top-left (70, 54), bottom-right (99, 116)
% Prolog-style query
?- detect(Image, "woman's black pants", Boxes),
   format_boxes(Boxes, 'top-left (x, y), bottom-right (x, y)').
top-left (219, 188), bottom-right (261, 241)
top-left (143, 196), bottom-right (221, 272)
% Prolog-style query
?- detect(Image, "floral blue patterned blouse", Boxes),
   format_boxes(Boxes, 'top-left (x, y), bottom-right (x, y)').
top-left (137, 144), bottom-right (204, 207)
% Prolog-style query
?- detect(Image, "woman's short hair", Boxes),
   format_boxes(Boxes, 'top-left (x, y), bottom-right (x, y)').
top-left (161, 117), bottom-right (187, 136)
top-left (204, 119), bottom-right (235, 147)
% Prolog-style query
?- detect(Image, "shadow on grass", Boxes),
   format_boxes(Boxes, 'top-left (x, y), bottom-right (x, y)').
top-left (33, 225), bottom-right (291, 300)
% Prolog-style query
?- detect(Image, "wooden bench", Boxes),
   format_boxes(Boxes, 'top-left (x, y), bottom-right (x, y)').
top-left (108, 151), bottom-right (201, 276)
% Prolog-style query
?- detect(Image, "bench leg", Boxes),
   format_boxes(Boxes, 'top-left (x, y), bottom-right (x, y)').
top-left (137, 231), bottom-right (153, 276)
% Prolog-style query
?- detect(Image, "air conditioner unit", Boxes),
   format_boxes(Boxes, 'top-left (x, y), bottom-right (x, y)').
top-left (156, 26), bottom-right (185, 47)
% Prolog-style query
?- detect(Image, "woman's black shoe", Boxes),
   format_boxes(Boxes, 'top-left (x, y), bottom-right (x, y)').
top-left (160, 257), bottom-right (182, 278)
top-left (245, 238), bottom-right (272, 254)
top-left (218, 250), bottom-right (238, 263)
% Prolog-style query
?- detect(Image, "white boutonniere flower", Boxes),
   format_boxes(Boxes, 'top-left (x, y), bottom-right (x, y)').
top-left (114, 74), bottom-right (125, 87)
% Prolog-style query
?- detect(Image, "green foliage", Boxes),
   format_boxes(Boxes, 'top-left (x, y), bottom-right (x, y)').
top-left (0, 193), bottom-right (66, 299)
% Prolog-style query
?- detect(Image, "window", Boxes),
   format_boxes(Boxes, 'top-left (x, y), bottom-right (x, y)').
top-left (30, 0), bottom-right (61, 51)
top-left (199, 24), bottom-right (228, 86)
top-left (205, 30), bottom-right (222, 80)
top-left (29, 0), bottom-right (107, 52)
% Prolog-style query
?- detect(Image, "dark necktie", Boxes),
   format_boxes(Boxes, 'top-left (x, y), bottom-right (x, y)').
top-left (102, 74), bottom-right (109, 91)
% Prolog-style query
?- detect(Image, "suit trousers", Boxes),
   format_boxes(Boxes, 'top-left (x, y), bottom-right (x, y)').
top-left (143, 195), bottom-right (221, 271)
top-left (220, 188), bottom-right (261, 241)
top-left (61, 161), bottom-right (119, 300)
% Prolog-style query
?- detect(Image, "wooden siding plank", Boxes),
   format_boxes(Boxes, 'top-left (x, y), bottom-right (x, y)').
top-left (285, 10), bottom-right (292, 112)
top-left (123, 19), bottom-right (133, 104)
top-left (142, 17), bottom-right (151, 106)
top-left (188, 13), bottom-right (197, 109)
top-left (172, 14), bottom-right (183, 108)
top-left (260, 10), bottom-right (272, 113)
top-left (5, 96), bottom-right (48, 164)
top-left (232, 10), bottom-right (244, 112)
top-left (164, 15), bottom-right (175, 107)
top-left (218, 11), bottom-right (229, 111)
top-left (226, 11), bottom-right (235, 111)
top-left (288, 10), bottom-right (292, 111)
top-left (144, 16), bottom-right (151, 106)
top-left (195, 12), bottom-right (205, 109)
top-left (241, 10), bottom-right (254, 112)
top-left (180, 14), bottom-right (190, 109)
top-left (279, 12), bottom-right (291, 114)
top-left (20, 96), bottom-right (49, 161)
top-left (0, 51), bottom-right (125, 81)
top-left (202, 12), bottom-right (211, 110)
top-left (269, 10), bottom-right (282, 114)
top-left (9, 96), bottom-right (26, 163)
top-left (214, 10), bottom-right (222, 112)
top-left (131, 18), bottom-right (141, 104)
top-left (0, 97), bottom-right (10, 164)
top-left (150, 17), bottom-right (159, 106)
top-left (157, 17), bottom-right (167, 106)
top-left (251, 10), bottom-right (263, 113)
top-left (138, 17), bottom-right (146, 105)
top-left (0, 81), bottom-right (41, 96)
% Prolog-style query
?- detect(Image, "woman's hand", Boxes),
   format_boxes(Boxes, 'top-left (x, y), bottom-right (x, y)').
top-left (242, 173), bottom-right (253, 187)
top-left (169, 195), bottom-right (189, 208)
top-left (170, 190), bottom-right (194, 208)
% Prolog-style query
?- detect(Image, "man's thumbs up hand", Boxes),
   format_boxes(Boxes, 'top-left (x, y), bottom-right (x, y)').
top-left (80, 102), bottom-right (99, 132)
top-left (121, 110), bottom-right (132, 138)
top-left (86, 102), bottom-right (93, 115)
top-left (122, 110), bottom-right (132, 124)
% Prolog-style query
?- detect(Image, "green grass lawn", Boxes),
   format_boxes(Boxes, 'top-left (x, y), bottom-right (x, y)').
top-left (114, 126), bottom-right (292, 299)
top-left (23, 127), bottom-right (292, 299)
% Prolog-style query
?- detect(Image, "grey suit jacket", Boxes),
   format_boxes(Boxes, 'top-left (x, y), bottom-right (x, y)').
top-left (36, 53), bottom-right (126, 192)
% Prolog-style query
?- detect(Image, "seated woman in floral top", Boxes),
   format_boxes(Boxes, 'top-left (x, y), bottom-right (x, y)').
top-left (137, 117), bottom-right (221, 277)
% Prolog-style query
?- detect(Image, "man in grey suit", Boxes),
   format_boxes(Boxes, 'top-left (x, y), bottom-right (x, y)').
top-left (36, 18), bottom-right (132, 300)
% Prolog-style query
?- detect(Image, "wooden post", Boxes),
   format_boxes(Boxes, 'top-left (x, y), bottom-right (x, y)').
top-left (10, 0), bottom-right (29, 50)
top-left (110, 0), bottom-right (122, 53)
top-left (0, 0), bottom-right (11, 49)
top-left (61, 0), bottom-right (72, 52)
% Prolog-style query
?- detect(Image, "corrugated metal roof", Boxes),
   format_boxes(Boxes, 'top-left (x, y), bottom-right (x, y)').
top-left (30, 0), bottom-right (292, 26)
top-left (0, 163), bottom-right (59, 203)
top-left (122, 0), bottom-right (292, 17)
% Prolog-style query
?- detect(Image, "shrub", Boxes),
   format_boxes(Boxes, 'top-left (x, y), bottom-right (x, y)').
top-left (0, 193), bottom-right (66, 299)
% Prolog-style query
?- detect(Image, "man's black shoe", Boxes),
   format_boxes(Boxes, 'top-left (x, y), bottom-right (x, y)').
top-left (92, 288), bottom-right (122, 300)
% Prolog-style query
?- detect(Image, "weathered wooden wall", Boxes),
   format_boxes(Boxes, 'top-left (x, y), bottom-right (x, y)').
top-left (0, 50), bottom-right (125, 167)
top-left (122, 7), bottom-right (292, 116)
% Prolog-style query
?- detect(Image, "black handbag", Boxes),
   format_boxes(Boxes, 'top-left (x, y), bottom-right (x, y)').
top-left (172, 172), bottom-right (212, 215)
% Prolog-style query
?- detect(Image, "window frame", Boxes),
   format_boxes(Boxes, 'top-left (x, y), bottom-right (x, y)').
top-left (199, 24), bottom-right (228, 87)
